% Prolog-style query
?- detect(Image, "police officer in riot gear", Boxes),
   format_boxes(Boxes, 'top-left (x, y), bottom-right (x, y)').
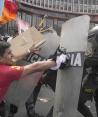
top-left (78, 26), bottom-right (98, 117)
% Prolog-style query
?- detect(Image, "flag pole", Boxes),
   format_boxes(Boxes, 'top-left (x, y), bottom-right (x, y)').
top-left (38, 15), bottom-right (47, 27)
top-left (40, 27), bottom-right (53, 33)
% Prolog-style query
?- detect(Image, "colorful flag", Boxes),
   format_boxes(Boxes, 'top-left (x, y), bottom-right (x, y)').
top-left (16, 18), bottom-right (30, 34)
top-left (0, 0), bottom-right (18, 24)
top-left (0, 0), bottom-right (4, 16)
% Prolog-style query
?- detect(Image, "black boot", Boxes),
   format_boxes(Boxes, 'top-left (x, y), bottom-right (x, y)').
top-left (8, 104), bottom-right (18, 117)
top-left (8, 113), bottom-right (14, 117)
top-left (25, 102), bottom-right (35, 117)
top-left (0, 101), bottom-right (5, 117)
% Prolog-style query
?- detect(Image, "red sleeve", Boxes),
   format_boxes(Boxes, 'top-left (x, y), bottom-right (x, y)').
top-left (7, 65), bottom-right (24, 81)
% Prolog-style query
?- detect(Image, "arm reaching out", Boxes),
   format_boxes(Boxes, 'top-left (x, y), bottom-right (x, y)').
top-left (21, 59), bottom-right (56, 77)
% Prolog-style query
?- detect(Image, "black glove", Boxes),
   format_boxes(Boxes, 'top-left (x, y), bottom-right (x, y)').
top-left (59, 54), bottom-right (71, 69)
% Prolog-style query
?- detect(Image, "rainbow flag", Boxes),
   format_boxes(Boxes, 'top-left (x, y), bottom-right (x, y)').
top-left (0, 0), bottom-right (4, 16)
top-left (0, 0), bottom-right (18, 24)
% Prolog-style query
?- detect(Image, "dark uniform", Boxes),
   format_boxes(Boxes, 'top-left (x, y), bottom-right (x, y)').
top-left (78, 27), bottom-right (98, 117)
top-left (25, 69), bottom-right (57, 117)
top-left (78, 54), bottom-right (98, 117)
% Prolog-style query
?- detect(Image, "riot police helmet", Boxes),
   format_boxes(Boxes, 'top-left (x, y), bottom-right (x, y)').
top-left (88, 26), bottom-right (98, 50)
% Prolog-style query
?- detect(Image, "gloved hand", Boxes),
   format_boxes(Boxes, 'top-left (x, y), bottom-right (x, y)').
top-left (50, 53), bottom-right (70, 70)
top-left (59, 54), bottom-right (70, 69)
top-left (49, 46), bottom-right (66, 61)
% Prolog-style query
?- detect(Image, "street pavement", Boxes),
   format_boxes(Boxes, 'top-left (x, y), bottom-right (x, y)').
top-left (14, 85), bottom-right (97, 117)
top-left (14, 85), bottom-right (54, 117)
